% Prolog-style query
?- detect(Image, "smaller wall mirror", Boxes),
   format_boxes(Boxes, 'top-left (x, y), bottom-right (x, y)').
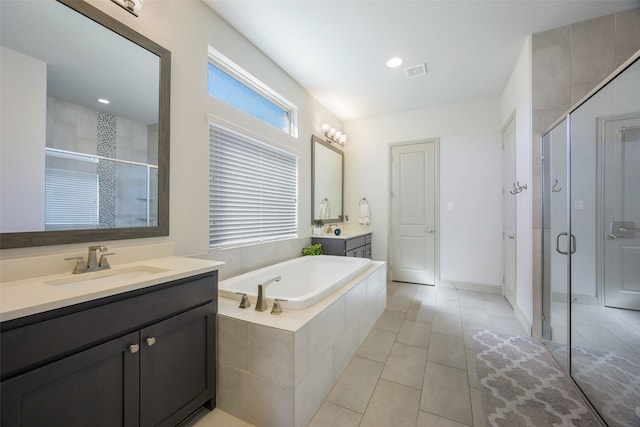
top-left (311, 135), bottom-right (343, 224)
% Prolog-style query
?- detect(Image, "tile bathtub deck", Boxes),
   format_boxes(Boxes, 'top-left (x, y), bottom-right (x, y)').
top-left (194, 282), bottom-right (526, 427)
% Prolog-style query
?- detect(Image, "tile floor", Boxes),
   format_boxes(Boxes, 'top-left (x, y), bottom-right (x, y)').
top-left (194, 281), bottom-right (527, 427)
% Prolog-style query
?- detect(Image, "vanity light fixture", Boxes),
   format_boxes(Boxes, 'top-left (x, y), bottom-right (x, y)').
top-left (321, 123), bottom-right (347, 146)
top-left (111, 0), bottom-right (143, 16)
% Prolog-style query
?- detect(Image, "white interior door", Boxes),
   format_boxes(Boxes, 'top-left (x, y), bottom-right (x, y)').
top-left (390, 141), bottom-right (437, 285)
top-left (602, 115), bottom-right (640, 310)
top-left (502, 116), bottom-right (516, 307)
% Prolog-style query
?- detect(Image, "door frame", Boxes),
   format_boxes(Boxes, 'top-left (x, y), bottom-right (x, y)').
top-left (502, 111), bottom-right (517, 307)
top-left (596, 112), bottom-right (640, 308)
top-left (387, 138), bottom-right (440, 285)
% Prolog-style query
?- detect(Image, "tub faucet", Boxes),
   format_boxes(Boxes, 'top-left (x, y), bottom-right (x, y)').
top-left (255, 276), bottom-right (281, 312)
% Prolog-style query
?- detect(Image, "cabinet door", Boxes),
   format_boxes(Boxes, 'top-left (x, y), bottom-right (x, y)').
top-left (139, 304), bottom-right (215, 427)
top-left (1, 332), bottom-right (139, 427)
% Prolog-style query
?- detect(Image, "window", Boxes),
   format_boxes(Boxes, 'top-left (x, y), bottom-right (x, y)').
top-left (207, 46), bottom-right (298, 137)
top-left (45, 165), bottom-right (99, 230)
top-left (209, 122), bottom-right (298, 249)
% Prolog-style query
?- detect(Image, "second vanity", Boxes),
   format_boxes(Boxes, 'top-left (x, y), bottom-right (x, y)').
top-left (312, 228), bottom-right (371, 258)
top-left (0, 256), bottom-right (223, 427)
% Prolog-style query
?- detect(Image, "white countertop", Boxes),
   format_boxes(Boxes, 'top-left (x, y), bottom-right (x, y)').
top-left (311, 228), bottom-right (371, 239)
top-left (0, 256), bottom-right (224, 322)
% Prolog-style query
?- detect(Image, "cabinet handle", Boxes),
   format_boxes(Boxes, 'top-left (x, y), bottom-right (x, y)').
top-left (146, 337), bottom-right (156, 347)
top-left (129, 344), bottom-right (140, 354)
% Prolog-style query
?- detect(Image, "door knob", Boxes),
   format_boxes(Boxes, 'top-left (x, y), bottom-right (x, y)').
top-left (507, 234), bottom-right (515, 240)
top-left (607, 234), bottom-right (617, 240)
top-left (426, 229), bottom-right (434, 234)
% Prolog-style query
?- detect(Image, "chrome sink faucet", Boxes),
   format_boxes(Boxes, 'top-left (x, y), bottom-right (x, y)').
top-left (255, 276), bottom-right (281, 312)
top-left (87, 245), bottom-right (108, 271)
top-left (65, 245), bottom-right (114, 274)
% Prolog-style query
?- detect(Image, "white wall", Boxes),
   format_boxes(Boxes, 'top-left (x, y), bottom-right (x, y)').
top-left (500, 37), bottom-right (533, 328)
top-left (344, 98), bottom-right (503, 288)
top-left (0, 46), bottom-right (46, 232)
top-left (0, 0), bottom-right (341, 280)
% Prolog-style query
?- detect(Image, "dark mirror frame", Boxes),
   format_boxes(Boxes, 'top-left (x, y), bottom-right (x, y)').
top-left (0, 0), bottom-right (170, 249)
top-left (311, 135), bottom-right (344, 224)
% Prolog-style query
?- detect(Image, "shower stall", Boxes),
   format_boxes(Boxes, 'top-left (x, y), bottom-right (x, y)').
top-left (542, 52), bottom-right (640, 427)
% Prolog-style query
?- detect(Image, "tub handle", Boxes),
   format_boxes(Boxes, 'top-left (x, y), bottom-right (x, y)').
top-left (271, 299), bottom-right (288, 315)
top-left (235, 292), bottom-right (251, 309)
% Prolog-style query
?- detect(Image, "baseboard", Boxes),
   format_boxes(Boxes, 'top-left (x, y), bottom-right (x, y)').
top-left (551, 292), bottom-right (598, 305)
top-left (437, 279), bottom-right (502, 294)
top-left (514, 304), bottom-right (533, 337)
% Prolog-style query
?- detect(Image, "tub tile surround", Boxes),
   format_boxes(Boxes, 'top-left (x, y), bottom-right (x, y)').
top-left (216, 261), bottom-right (387, 427)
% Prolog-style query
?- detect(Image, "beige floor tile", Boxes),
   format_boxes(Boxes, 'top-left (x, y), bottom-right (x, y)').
top-left (386, 294), bottom-right (413, 312)
top-left (396, 319), bottom-right (431, 349)
top-left (356, 328), bottom-right (397, 362)
top-left (192, 408), bottom-right (255, 427)
top-left (327, 356), bottom-right (384, 413)
top-left (427, 332), bottom-right (466, 370)
top-left (359, 379), bottom-right (421, 427)
top-left (417, 411), bottom-right (471, 427)
top-left (470, 387), bottom-right (488, 427)
top-left (308, 402), bottom-right (361, 427)
top-left (465, 348), bottom-right (480, 390)
top-left (432, 312), bottom-right (463, 337)
top-left (420, 362), bottom-right (472, 426)
top-left (489, 314), bottom-right (526, 336)
top-left (381, 342), bottom-right (428, 389)
top-left (405, 300), bottom-right (435, 323)
top-left (460, 307), bottom-right (493, 329)
top-left (374, 310), bottom-right (406, 333)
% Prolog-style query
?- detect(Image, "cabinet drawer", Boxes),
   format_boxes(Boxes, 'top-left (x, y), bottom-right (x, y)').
top-left (345, 236), bottom-right (366, 251)
top-left (1, 272), bottom-right (217, 380)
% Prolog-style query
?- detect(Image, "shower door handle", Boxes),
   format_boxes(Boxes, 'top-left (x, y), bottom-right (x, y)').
top-left (556, 232), bottom-right (568, 255)
top-left (555, 232), bottom-right (576, 254)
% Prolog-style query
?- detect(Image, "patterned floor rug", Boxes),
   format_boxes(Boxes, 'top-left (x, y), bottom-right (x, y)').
top-left (471, 330), bottom-right (602, 427)
top-left (552, 345), bottom-right (640, 427)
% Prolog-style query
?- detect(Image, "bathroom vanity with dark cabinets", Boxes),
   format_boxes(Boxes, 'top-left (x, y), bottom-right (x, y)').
top-left (312, 233), bottom-right (371, 258)
top-left (0, 271), bottom-right (217, 427)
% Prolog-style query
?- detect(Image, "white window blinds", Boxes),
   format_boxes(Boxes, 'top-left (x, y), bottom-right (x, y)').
top-left (209, 123), bottom-right (298, 248)
top-left (45, 168), bottom-right (98, 230)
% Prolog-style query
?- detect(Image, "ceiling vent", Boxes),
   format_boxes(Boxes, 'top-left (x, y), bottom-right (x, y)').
top-left (405, 63), bottom-right (427, 78)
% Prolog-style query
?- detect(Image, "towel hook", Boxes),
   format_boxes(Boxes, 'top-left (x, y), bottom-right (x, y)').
top-left (552, 179), bottom-right (562, 193)
top-left (509, 181), bottom-right (528, 195)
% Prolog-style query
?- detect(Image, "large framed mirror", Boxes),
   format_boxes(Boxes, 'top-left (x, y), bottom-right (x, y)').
top-left (0, 0), bottom-right (170, 249)
top-left (311, 135), bottom-right (343, 224)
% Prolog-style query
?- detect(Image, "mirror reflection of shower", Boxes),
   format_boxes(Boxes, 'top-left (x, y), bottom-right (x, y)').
top-left (542, 56), bottom-right (640, 427)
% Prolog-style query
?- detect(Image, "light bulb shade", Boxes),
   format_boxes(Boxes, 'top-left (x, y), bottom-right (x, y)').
top-left (340, 134), bottom-right (347, 144)
top-left (329, 128), bottom-right (336, 136)
top-left (321, 123), bottom-right (330, 132)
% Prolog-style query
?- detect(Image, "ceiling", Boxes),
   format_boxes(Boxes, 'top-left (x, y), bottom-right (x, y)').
top-left (204, 0), bottom-right (640, 122)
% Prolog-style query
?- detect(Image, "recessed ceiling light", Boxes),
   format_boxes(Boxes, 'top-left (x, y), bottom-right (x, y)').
top-left (386, 57), bottom-right (403, 68)
top-left (98, 98), bottom-right (110, 104)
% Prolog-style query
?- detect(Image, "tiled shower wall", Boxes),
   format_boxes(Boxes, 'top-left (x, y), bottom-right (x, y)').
top-left (46, 97), bottom-right (156, 227)
top-left (530, 8), bottom-right (640, 336)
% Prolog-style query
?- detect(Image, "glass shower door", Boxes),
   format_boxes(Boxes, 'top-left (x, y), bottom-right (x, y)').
top-left (542, 118), bottom-right (570, 371)
top-left (569, 58), bottom-right (640, 427)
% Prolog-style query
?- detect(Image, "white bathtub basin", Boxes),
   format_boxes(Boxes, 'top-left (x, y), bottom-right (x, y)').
top-left (219, 255), bottom-right (371, 309)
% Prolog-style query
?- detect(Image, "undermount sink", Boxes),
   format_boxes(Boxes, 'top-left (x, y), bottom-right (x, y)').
top-left (46, 266), bottom-right (170, 290)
